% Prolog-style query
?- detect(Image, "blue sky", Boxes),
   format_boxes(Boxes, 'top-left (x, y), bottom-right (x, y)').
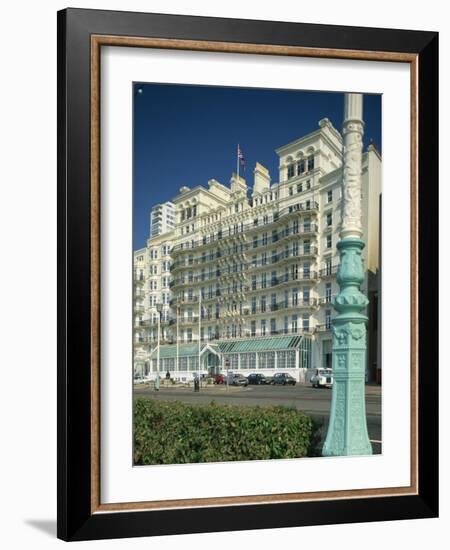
top-left (133, 83), bottom-right (381, 250)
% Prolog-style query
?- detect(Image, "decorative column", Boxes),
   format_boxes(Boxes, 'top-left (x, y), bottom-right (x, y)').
top-left (322, 94), bottom-right (372, 456)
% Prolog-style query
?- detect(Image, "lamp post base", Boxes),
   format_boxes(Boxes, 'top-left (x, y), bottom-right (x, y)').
top-left (322, 237), bottom-right (372, 457)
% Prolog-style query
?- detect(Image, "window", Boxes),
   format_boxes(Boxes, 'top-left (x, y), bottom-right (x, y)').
top-left (260, 319), bottom-right (267, 336)
top-left (297, 182), bottom-right (303, 193)
top-left (284, 316), bottom-right (289, 334)
top-left (251, 275), bottom-right (257, 290)
top-left (325, 309), bottom-right (332, 329)
top-left (327, 189), bottom-right (333, 203)
top-left (303, 288), bottom-right (310, 305)
top-left (297, 159), bottom-right (305, 175)
top-left (302, 313), bottom-right (310, 331)
top-left (325, 257), bottom-right (332, 276)
top-left (304, 239), bottom-right (311, 254)
top-left (292, 241), bottom-right (299, 256)
top-left (292, 288), bottom-right (298, 306)
top-left (261, 296), bottom-right (266, 313)
top-left (261, 252), bottom-right (267, 265)
top-left (270, 318), bottom-right (276, 334)
top-left (271, 293), bottom-right (277, 311)
top-left (271, 271), bottom-right (277, 286)
top-left (262, 232), bottom-right (268, 246)
top-left (326, 234), bottom-right (332, 249)
top-left (325, 282), bottom-right (332, 303)
top-left (284, 290), bottom-right (289, 308)
top-left (289, 186), bottom-right (293, 196)
top-left (307, 155), bottom-right (315, 171)
top-left (326, 211), bottom-right (332, 227)
top-left (303, 262), bottom-right (310, 279)
top-left (261, 273), bottom-right (267, 288)
top-left (287, 164), bottom-right (295, 179)
top-left (293, 220), bottom-right (299, 234)
top-left (271, 250), bottom-right (277, 264)
top-left (291, 314), bottom-right (298, 333)
top-left (251, 296), bottom-right (257, 314)
top-left (253, 235), bottom-right (258, 248)
top-left (272, 229), bottom-right (278, 243)
top-left (251, 321), bottom-right (256, 337)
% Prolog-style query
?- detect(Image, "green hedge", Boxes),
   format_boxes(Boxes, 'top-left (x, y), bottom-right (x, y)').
top-left (134, 398), bottom-right (313, 465)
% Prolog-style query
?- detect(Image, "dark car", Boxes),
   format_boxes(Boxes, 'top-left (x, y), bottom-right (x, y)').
top-left (247, 373), bottom-right (270, 385)
top-left (271, 373), bottom-right (297, 386)
top-left (213, 374), bottom-right (225, 384)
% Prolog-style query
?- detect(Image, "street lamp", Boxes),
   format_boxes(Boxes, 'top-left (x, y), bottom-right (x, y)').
top-left (155, 302), bottom-right (163, 391)
top-left (322, 93), bottom-right (372, 456)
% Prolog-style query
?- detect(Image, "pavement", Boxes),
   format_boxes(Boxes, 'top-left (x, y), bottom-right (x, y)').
top-left (134, 383), bottom-right (382, 454)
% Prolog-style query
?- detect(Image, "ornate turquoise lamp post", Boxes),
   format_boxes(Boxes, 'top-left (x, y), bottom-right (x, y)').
top-left (322, 93), bottom-right (372, 456)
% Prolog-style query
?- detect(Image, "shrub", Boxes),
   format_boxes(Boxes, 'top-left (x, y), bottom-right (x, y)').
top-left (134, 398), bottom-right (313, 465)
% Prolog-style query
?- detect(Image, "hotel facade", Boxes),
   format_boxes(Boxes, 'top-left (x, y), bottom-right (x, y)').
top-left (133, 118), bottom-right (381, 383)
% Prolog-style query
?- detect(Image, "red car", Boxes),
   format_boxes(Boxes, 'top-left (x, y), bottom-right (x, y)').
top-left (213, 374), bottom-right (225, 384)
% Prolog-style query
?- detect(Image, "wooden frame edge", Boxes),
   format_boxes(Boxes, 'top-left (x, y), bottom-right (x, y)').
top-left (89, 34), bottom-right (420, 515)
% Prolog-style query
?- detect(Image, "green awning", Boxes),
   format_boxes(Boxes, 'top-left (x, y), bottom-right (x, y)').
top-left (219, 336), bottom-right (303, 354)
top-left (149, 336), bottom-right (304, 358)
top-left (149, 343), bottom-right (220, 359)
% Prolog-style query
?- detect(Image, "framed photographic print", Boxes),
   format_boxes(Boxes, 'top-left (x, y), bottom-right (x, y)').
top-left (57, 8), bottom-right (438, 541)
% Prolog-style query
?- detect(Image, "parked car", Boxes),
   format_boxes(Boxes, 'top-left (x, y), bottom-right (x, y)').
top-left (229, 373), bottom-right (249, 387)
top-left (247, 373), bottom-right (270, 385)
top-left (133, 376), bottom-right (145, 385)
top-left (213, 374), bottom-right (225, 384)
top-left (310, 368), bottom-right (333, 388)
top-left (271, 373), bottom-right (297, 386)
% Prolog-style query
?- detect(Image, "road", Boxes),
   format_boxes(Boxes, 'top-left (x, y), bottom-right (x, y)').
top-left (134, 383), bottom-right (382, 454)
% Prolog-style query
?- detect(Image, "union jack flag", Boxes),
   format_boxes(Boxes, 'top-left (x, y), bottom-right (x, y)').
top-left (237, 144), bottom-right (245, 171)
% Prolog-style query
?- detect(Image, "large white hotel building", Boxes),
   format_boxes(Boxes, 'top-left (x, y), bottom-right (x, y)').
top-left (133, 117), bottom-right (381, 383)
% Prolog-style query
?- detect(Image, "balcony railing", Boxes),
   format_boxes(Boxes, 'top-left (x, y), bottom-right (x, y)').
top-left (171, 201), bottom-right (319, 254)
top-left (134, 319), bottom-right (150, 327)
top-left (319, 265), bottom-right (339, 277)
top-left (314, 323), bottom-right (333, 332)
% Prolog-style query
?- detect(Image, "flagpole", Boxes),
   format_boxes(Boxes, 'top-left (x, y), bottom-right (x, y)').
top-left (237, 144), bottom-right (239, 181)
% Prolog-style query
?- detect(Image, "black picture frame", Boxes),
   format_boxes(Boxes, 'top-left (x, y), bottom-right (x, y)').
top-left (57, 7), bottom-right (438, 541)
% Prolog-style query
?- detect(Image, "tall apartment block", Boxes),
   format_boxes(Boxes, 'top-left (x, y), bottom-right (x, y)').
top-left (150, 201), bottom-right (177, 237)
top-left (134, 118), bottom-right (381, 383)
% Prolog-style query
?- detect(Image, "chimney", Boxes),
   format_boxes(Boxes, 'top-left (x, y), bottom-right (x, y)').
top-left (253, 162), bottom-right (270, 194)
